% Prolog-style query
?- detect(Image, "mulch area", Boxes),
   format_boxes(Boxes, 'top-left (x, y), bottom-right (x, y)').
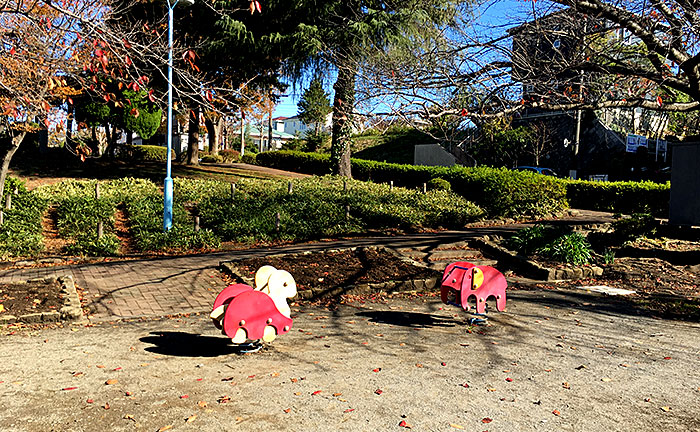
top-left (0, 279), bottom-right (64, 317)
top-left (234, 248), bottom-right (440, 293)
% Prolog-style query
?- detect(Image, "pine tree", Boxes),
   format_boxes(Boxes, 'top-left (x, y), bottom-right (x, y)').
top-left (297, 77), bottom-right (332, 136)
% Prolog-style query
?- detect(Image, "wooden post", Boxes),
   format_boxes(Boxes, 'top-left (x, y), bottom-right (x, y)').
top-left (194, 216), bottom-right (200, 232)
top-left (0, 210), bottom-right (3, 226)
top-left (422, 183), bottom-right (427, 194)
top-left (4, 194), bottom-right (10, 210)
top-left (288, 181), bottom-right (293, 194)
top-left (345, 205), bottom-right (350, 221)
top-left (390, 181), bottom-right (394, 191)
top-left (275, 212), bottom-right (281, 232)
top-left (343, 180), bottom-right (347, 193)
top-left (95, 182), bottom-right (100, 199)
top-left (97, 221), bottom-right (103, 239)
top-left (230, 183), bottom-right (236, 200)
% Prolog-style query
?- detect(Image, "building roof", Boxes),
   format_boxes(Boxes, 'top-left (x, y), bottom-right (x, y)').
top-left (247, 125), bottom-right (296, 139)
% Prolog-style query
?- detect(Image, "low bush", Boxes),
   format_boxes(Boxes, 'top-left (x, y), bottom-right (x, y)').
top-left (57, 196), bottom-right (116, 238)
top-left (125, 193), bottom-right (220, 252)
top-left (427, 177), bottom-right (451, 191)
top-left (565, 180), bottom-right (669, 217)
top-left (117, 144), bottom-right (173, 162)
top-left (611, 213), bottom-right (658, 243)
top-left (200, 154), bottom-right (223, 163)
top-left (219, 149), bottom-right (240, 163)
top-left (241, 153), bottom-right (257, 165)
top-left (65, 233), bottom-right (120, 256)
top-left (0, 179), bottom-right (47, 258)
top-left (198, 176), bottom-right (484, 243)
top-left (508, 224), bottom-right (592, 264)
top-left (539, 232), bottom-right (592, 265)
top-left (256, 151), bottom-right (567, 218)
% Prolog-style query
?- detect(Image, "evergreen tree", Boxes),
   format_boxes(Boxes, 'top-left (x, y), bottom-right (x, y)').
top-left (297, 77), bottom-right (332, 136)
top-left (284, 0), bottom-right (461, 177)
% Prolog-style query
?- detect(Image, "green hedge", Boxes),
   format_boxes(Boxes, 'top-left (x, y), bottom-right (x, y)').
top-left (256, 151), bottom-right (567, 218)
top-left (565, 180), bottom-right (670, 217)
top-left (117, 144), bottom-right (173, 162)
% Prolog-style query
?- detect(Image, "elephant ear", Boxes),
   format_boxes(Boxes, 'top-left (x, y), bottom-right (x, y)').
top-left (267, 270), bottom-right (297, 318)
top-left (255, 265), bottom-right (277, 293)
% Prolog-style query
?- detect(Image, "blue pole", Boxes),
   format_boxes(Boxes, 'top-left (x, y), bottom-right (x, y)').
top-left (163, 1), bottom-right (176, 231)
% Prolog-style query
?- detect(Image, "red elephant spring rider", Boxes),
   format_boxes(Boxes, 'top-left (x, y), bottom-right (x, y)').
top-left (440, 261), bottom-right (507, 324)
top-left (211, 265), bottom-right (297, 352)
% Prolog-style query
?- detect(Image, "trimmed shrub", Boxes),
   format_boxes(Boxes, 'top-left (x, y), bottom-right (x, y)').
top-left (200, 154), bottom-right (223, 163)
top-left (219, 149), bottom-right (240, 162)
top-left (117, 144), bottom-right (173, 162)
top-left (427, 177), bottom-right (452, 191)
top-left (256, 151), bottom-right (567, 218)
top-left (241, 153), bottom-right (257, 165)
top-left (197, 176), bottom-right (484, 243)
top-left (565, 179), bottom-right (669, 217)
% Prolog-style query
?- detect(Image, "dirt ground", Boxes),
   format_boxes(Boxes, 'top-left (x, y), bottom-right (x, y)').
top-left (1, 289), bottom-right (699, 432)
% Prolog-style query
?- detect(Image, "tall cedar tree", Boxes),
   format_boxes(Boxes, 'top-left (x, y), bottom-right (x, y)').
top-left (283, 0), bottom-right (460, 177)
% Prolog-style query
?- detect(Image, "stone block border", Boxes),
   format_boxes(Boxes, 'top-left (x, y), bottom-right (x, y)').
top-left (471, 237), bottom-right (604, 282)
top-left (0, 276), bottom-right (83, 325)
top-left (220, 246), bottom-right (440, 300)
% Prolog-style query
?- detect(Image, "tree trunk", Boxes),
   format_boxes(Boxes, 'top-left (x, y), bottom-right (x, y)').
top-left (267, 112), bottom-right (273, 151)
top-left (240, 111), bottom-right (245, 156)
top-left (204, 115), bottom-right (224, 155)
top-left (127, 131), bottom-right (133, 145)
top-left (0, 132), bottom-right (25, 201)
top-left (186, 105), bottom-right (200, 165)
top-left (331, 62), bottom-right (357, 178)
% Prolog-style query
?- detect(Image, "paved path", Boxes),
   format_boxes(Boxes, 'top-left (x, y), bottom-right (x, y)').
top-left (0, 210), bottom-right (616, 322)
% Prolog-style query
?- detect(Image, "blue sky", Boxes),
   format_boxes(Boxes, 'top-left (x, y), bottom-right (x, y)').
top-left (271, 0), bottom-right (536, 118)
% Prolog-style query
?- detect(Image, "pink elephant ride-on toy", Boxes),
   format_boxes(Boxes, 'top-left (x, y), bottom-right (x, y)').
top-left (440, 261), bottom-right (507, 325)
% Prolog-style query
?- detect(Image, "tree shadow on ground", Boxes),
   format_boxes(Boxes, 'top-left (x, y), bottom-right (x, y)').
top-left (355, 310), bottom-right (461, 328)
top-left (140, 331), bottom-right (254, 357)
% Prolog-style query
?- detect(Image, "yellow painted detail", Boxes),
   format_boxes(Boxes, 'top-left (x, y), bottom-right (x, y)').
top-left (471, 267), bottom-right (484, 290)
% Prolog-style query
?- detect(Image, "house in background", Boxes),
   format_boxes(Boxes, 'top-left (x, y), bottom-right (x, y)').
top-left (508, 9), bottom-right (672, 179)
top-left (272, 113), bottom-right (333, 136)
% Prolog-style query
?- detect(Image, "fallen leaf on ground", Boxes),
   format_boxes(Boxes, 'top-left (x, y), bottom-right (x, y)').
top-left (157, 425), bottom-right (173, 432)
top-left (344, 408), bottom-right (355, 413)
top-left (415, 363), bottom-right (423, 368)
top-left (663, 357), bottom-right (672, 360)
top-left (661, 406), bottom-right (671, 412)
top-left (505, 378), bottom-right (513, 382)
top-left (562, 382), bottom-right (570, 389)
top-left (449, 423), bottom-right (464, 429)
top-left (399, 420), bottom-right (412, 428)
top-left (460, 383), bottom-right (469, 388)
top-left (374, 389), bottom-right (383, 395)
top-left (96, 365), bottom-right (105, 369)
top-left (180, 394), bottom-right (189, 399)
top-left (283, 408), bottom-right (291, 413)
top-left (197, 401), bottom-right (207, 408)
top-left (482, 417), bottom-right (493, 423)
top-left (333, 393), bottom-right (342, 397)
top-left (123, 414), bottom-right (135, 422)
top-left (62, 387), bottom-right (78, 391)
top-left (103, 403), bottom-right (110, 410)
top-left (105, 379), bottom-right (118, 385)
top-left (372, 368), bottom-right (381, 372)
top-left (86, 399), bottom-right (94, 403)
top-left (312, 390), bottom-right (322, 395)
top-left (441, 362), bottom-right (447, 366)
top-left (487, 388), bottom-right (497, 392)
top-left (552, 410), bottom-right (561, 416)
top-left (601, 378), bottom-right (612, 382)
top-left (186, 414), bottom-right (197, 423)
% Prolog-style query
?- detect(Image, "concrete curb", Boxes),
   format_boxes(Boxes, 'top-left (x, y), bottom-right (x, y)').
top-left (471, 237), bottom-right (604, 282)
top-left (0, 276), bottom-right (83, 325)
top-left (220, 246), bottom-right (440, 300)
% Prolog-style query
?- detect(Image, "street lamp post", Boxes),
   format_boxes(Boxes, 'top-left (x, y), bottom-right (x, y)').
top-left (163, 0), bottom-right (194, 231)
